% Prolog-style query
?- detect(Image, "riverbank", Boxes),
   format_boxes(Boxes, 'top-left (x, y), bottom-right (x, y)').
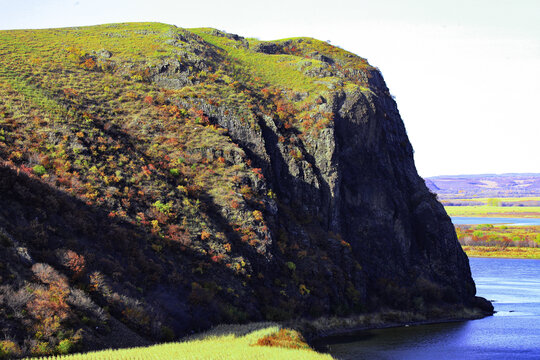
top-left (463, 246), bottom-right (540, 259)
top-left (290, 303), bottom-right (491, 344)
top-left (318, 258), bottom-right (540, 359)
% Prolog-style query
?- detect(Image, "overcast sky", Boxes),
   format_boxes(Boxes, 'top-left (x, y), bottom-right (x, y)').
top-left (1, 0), bottom-right (539, 177)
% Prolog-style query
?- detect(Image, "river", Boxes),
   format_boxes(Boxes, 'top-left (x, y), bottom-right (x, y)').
top-left (322, 257), bottom-right (540, 359)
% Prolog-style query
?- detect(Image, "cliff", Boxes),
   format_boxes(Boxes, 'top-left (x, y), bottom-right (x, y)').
top-left (0, 23), bottom-right (491, 357)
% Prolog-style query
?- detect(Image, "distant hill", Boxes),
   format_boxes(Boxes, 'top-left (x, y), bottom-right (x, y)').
top-left (425, 173), bottom-right (540, 199)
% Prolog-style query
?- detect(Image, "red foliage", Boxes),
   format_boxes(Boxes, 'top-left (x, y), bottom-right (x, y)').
top-left (64, 250), bottom-right (86, 279)
top-left (166, 225), bottom-right (191, 246)
top-left (252, 168), bottom-right (264, 179)
top-left (230, 200), bottom-right (240, 209)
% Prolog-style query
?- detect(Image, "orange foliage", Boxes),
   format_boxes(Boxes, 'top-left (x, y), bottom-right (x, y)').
top-left (255, 329), bottom-right (310, 350)
top-left (26, 282), bottom-right (70, 336)
top-left (64, 250), bottom-right (86, 279)
top-left (80, 58), bottom-right (97, 70)
top-left (201, 230), bottom-right (211, 240)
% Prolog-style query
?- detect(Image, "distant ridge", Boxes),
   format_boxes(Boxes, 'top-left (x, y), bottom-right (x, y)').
top-left (425, 173), bottom-right (540, 199)
top-left (429, 173), bottom-right (540, 179)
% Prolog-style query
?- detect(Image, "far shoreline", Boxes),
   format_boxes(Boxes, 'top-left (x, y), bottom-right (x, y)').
top-left (463, 246), bottom-right (540, 260)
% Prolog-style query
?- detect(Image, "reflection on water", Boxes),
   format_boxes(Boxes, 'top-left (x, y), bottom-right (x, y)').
top-left (323, 258), bottom-right (540, 360)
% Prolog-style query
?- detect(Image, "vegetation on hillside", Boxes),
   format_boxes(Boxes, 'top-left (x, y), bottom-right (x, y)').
top-left (0, 22), bottom-right (382, 357)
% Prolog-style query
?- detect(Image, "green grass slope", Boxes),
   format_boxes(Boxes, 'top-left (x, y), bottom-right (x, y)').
top-left (23, 324), bottom-right (334, 360)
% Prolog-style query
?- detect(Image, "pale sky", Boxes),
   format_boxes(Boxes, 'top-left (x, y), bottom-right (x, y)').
top-left (1, 0), bottom-right (539, 177)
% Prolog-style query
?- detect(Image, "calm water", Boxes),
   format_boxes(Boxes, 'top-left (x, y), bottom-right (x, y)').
top-left (451, 216), bottom-right (540, 226)
top-left (323, 258), bottom-right (540, 359)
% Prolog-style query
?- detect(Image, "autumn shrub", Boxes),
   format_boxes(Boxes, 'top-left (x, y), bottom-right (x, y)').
top-left (80, 57), bottom-right (97, 70)
top-left (0, 340), bottom-right (21, 359)
top-left (27, 282), bottom-right (70, 336)
top-left (62, 250), bottom-right (86, 279)
top-left (255, 328), bottom-right (310, 350)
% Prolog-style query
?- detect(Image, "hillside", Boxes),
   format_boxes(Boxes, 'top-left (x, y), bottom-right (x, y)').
top-left (0, 23), bottom-right (491, 357)
top-left (425, 174), bottom-right (540, 199)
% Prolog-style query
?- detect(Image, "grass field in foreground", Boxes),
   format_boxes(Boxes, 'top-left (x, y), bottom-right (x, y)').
top-left (463, 246), bottom-right (540, 259)
top-left (445, 205), bottom-right (540, 218)
top-left (25, 324), bottom-right (335, 360)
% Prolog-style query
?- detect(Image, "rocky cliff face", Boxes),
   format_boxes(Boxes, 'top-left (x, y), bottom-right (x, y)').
top-left (0, 23), bottom-right (491, 356)
top-left (192, 61), bottom-right (480, 311)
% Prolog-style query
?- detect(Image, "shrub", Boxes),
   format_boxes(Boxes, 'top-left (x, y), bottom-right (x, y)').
top-left (0, 340), bottom-right (21, 359)
top-left (31, 263), bottom-right (67, 286)
top-left (0, 286), bottom-right (33, 314)
top-left (80, 57), bottom-right (97, 70)
top-left (153, 200), bottom-right (173, 216)
top-left (63, 250), bottom-right (86, 279)
top-left (255, 329), bottom-right (310, 350)
top-left (31, 341), bottom-right (52, 356)
top-left (32, 164), bottom-right (47, 176)
top-left (27, 282), bottom-right (70, 336)
top-left (56, 339), bottom-right (74, 354)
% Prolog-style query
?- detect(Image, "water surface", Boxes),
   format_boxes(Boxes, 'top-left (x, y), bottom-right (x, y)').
top-left (323, 258), bottom-right (540, 359)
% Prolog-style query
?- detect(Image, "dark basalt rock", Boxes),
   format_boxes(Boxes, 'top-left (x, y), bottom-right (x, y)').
top-left (177, 65), bottom-right (486, 314)
top-left (251, 42), bottom-right (284, 54)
